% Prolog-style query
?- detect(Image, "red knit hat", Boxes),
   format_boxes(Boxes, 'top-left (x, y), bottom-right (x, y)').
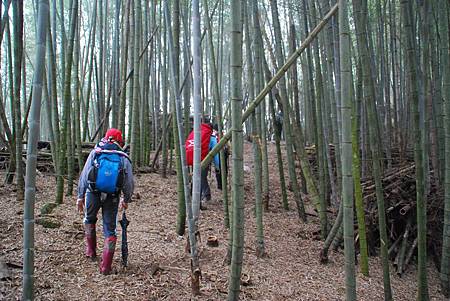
top-left (104, 128), bottom-right (124, 146)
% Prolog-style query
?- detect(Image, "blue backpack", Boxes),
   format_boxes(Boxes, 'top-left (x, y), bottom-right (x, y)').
top-left (94, 152), bottom-right (123, 194)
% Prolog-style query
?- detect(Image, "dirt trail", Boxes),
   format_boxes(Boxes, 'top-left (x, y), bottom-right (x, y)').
top-left (0, 142), bottom-right (443, 300)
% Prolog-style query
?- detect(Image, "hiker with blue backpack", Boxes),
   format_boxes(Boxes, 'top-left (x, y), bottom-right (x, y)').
top-left (76, 128), bottom-right (134, 275)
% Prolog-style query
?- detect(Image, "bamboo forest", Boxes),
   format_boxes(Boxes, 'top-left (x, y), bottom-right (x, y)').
top-left (1, 0), bottom-right (450, 300)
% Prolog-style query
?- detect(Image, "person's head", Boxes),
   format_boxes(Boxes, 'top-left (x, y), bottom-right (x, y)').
top-left (104, 128), bottom-right (124, 147)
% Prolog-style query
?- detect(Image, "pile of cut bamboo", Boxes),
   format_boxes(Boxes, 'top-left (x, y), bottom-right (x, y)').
top-left (304, 144), bottom-right (443, 275)
top-left (361, 163), bottom-right (442, 276)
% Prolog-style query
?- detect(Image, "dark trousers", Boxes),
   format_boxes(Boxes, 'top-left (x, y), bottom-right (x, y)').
top-left (84, 191), bottom-right (119, 238)
top-left (200, 166), bottom-right (211, 202)
top-left (215, 148), bottom-right (229, 190)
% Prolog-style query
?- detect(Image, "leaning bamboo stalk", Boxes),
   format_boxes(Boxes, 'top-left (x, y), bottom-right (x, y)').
top-left (201, 3), bottom-right (338, 169)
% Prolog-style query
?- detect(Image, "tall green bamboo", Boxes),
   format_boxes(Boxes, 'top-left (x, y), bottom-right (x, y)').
top-left (73, 16), bottom-right (83, 173)
top-left (227, 0), bottom-right (244, 298)
top-left (257, 8), bottom-right (269, 208)
top-left (202, 0), bottom-right (229, 228)
top-left (173, 109), bottom-right (186, 236)
top-left (253, 5), bottom-right (266, 257)
top-left (131, 0), bottom-right (142, 164)
top-left (23, 0), bottom-right (49, 299)
top-left (431, 0), bottom-right (445, 184)
top-left (191, 0), bottom-right (202, 232)
top-left (12, 0), bottom-right (24, 201)
top-left (172, 0), bottom-right (186, 237)
top-left (111, 0), bottom-right (120, 128)
top-left (182, 0), bottom-right (191, 139)
top-left (339, 0), bottom-right (356, 299)
top-left (5, 14), bottom-right (16, 185)
top-left (244, 0), bottom-right (264, 258)
top-left (97, 0), bottom-right (105, 133)
top-left (440, 0), bottom-right (450, 296)
top-left (164, 0), bottom-right (200, 295)
top-left (59, 0), bottom-right (66, 88)
top-left (46, 25), bottom-right (64, 204)
top-left (352, 62), bottom-right (369, 276)
top-left (118, 0), bottom-right (129, 133)
top-left (140, 0), bottom-right (150, 165)
top-left (60, 0), bottom-right (78, 197)
top-left (161, 25), bottom-right (169, 178)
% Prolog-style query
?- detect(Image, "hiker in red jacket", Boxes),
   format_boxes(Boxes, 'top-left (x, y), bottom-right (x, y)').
top-left (185, 122), bottom-right (220, 209)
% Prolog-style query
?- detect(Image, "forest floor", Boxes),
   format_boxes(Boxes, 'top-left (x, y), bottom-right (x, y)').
top-left (0, 141), bottom-right (444, 300)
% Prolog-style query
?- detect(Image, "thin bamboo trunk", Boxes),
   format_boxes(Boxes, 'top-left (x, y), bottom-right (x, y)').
top-left (352, 65), bottom-right (369, 276)
top-left (131, 0), bottom-right (142, 165)
top-left (111, 0), bottom-right (120, 128)
top-left (440, 0), bottom-right (450, 296)
top-left (202, 0), bottom-right (229, 228)
top-left (23, 1), bottom-right (49, 298)
top-left (47, 25), bottom-right (63, 204)
top-left (61, 0), bottom-right (78, 197)
top-left (74, 15), bottom-right (83, 173)
top-left (339, 0), bottom-right (356, 298)
top-left (118, 0), bottom-right (130, 134)
top-left (245, 0), bottom-right (264, 258)
top-left (12, 0), bottom-right (24, 201)
top-left (166, 0), bottom-right (202, 294)
top-left (227, 0), bottom-right (244, 298)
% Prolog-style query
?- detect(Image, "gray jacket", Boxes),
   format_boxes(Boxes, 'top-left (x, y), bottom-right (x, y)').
top-left (77, 149), bottom-right (134, 202)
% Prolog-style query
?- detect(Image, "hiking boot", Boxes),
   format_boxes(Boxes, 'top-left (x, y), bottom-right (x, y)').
top-left (84, 223), bottom-right (97, 260)
top-left (99, 236), bottom-right (117, 275)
